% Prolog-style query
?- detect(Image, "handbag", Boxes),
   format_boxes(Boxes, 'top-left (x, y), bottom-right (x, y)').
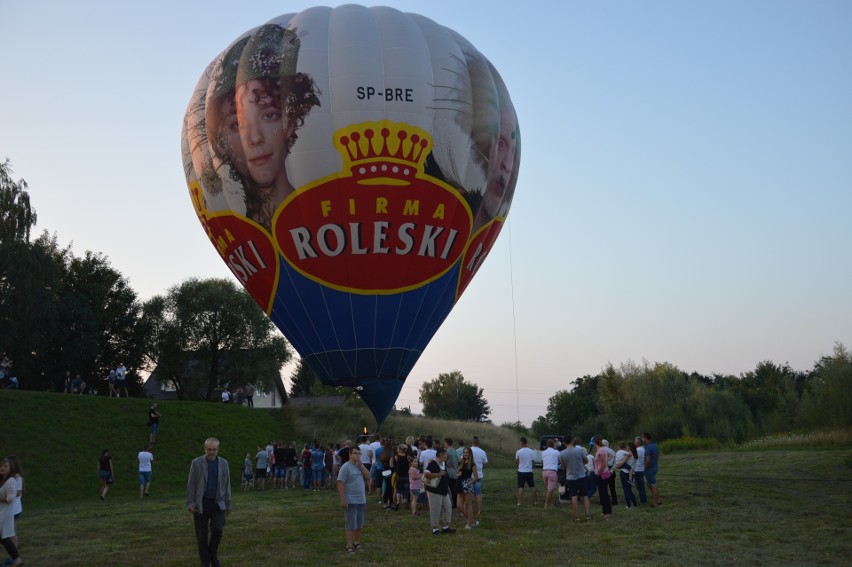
top-left (382, 469), bottom-right (392, 477)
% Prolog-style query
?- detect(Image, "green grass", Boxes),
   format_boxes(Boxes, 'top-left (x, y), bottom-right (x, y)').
top-left (2, 391), bottom-right (851, 566)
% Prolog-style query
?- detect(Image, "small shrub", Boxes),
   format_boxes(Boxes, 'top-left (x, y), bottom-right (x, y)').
top-left (660, 436), bottom-right (722, 454)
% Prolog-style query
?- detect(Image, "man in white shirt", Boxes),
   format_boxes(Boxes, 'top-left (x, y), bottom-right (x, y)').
top-left (540, 439), bottom-right (561, 508)
top-left (470, 436), bottom-right (488, 516)
top-left (137, 444), bottom-right (154, 499)
top-left (514, 437), bottom-right (537, 507)
top-left (418, 437), bottom-right (437, 469)
top-left (357, 436), bottom-right (373, 493)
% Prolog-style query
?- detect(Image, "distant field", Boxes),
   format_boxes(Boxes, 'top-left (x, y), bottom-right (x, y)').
top-left (2, 391), bottom-right (851, 566)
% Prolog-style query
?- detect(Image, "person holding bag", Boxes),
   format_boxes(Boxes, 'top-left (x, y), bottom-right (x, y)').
top-left (593, 436), bottom-right (613, 519)
top-left (423, 449), bottom-right (455, 536)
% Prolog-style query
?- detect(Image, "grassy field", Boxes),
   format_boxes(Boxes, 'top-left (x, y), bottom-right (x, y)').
top-left (2, 391), bottom-right (851, 566)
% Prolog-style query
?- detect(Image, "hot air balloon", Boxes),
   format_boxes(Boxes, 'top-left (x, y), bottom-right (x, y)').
top-left (181, 5), bottom-right (520, 426)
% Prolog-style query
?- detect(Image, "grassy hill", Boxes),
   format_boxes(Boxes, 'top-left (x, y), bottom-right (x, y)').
top-left (2, 391), bottom-right (852, 566)
top-left (0, 390), bottom-right (519, 507)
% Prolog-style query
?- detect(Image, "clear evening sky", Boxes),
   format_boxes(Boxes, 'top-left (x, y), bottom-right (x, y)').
top-left (2, 1), bottom-right (850, 426)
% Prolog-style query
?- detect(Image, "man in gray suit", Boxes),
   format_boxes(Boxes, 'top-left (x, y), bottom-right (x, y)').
top-left (187, 438), bottom-right (232, 567)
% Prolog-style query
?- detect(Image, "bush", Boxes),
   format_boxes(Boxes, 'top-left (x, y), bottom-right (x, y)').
top-left (660, 436), bottom-right (724, 454)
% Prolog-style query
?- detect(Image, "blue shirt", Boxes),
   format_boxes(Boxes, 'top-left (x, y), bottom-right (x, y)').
top-left (645, 442), bottom-right (659, 469)
top-left (204, 458), bottom-right (219, 500)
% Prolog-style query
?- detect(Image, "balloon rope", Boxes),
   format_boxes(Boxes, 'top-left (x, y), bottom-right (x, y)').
top-left (507, 218), bottom-right (521, 430)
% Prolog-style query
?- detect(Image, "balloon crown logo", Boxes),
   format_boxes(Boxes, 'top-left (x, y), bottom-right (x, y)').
top-left (334, 121), bottom-right (432, 183)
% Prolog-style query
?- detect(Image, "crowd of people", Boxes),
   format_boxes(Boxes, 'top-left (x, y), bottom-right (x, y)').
top-left (532, 432), bottom-right (662, 521)
top-left (60, 363), bottom-right (128, 397)
top-left (220, 384), bottom-right (256, 407)
top-left (233, 433), bottom-right (491, 554)
top-left (7, 400), bottom-right (663, 565)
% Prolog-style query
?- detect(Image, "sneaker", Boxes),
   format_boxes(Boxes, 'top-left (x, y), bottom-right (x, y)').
top-left (432, 529), bottom-right (442, 536)
top-left (472, 520), bottom-right (480, 528)
top-left (464, 524), bottom-right (473, 530)
top-left (442, 527), bottom-right (456, 534)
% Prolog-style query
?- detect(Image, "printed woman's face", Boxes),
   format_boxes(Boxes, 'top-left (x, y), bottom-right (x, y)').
top-left (236, 79), bottom-right (289, 189)
top-left (215, 95), bottom-right (249, 177)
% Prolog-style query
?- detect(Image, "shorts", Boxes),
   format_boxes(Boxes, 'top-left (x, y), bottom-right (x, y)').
top-left (343, 503), bottom-right (366, 531)
top-left (255, 468), bottom-right (266, 479)
top-left (243, 473), bottom-right (253, 482)
top-left (565, 477), bottom-right (588, 498)
top-left (370, 465), bottom-right (381, 485)
top-left (286, 466), bottom-right (299, 478)
top-left (274, 465), bottom-right (286, 479)
top-left (460, 478), bottom-right (474, 494)
top-left (645, 467), bottom-right (658, 486)
top-left (138, 471), bottom-right (152, 485)
top-left (149, 423), bottom-right (159, 436)
top-left (517, 471), bottom-right (535, 488)
top-left (98, 470), bottom-right (112, 481)
top-left (312, 465), bottom-right (325, 477)
top-left (542, 470), bottom-right (558, 491)
top-left (472, 479), bottom-right (483, 495)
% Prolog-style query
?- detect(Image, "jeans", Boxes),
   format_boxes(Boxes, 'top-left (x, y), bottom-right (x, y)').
top-left (302, 467), bottom-right (312, 489)
top-left (620, 470), bottom-right (638, 507)
top-left (585, 473), bottom-right (597, 499)
top-left (194, 499), bottom-right (226, 566)
top-left (634, 471), bottom-right (647, 503)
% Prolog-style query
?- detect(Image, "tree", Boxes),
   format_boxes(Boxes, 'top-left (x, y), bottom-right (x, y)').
top-left (0, 231), bottom-right (143, 392)
top-left (141, 278), bottom-right (292, 400)
top-left (798, 342), bottom-right (852, 429)
top-left (0, 158), bottom-right (37, 244)
top-left (288, 358), bottom-right (345, 397)
top-left (419, 371), bottom-right (491, 421)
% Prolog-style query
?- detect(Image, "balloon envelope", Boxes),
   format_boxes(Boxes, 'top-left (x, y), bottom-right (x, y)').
top-left (182, 5), bottom-right (520, 425)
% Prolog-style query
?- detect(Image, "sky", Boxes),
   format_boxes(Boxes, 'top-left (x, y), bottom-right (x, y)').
top-left (2, 1), bottom-right (850, 428)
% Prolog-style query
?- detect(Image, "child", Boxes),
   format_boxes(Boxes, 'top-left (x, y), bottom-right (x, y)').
top-left (408, 460), bottom-right (423, 515)
top-left (242, 452), bottom-right (253, 492)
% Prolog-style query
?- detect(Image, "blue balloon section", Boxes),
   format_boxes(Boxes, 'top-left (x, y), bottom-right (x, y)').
top-left (270, 257), bottom-right (462, 424)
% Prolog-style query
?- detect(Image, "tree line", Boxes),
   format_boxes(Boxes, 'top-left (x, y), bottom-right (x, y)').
top-left (1, 158), bottom-right (290, 399)
top-left (528, 346), bottom-right (852, 442)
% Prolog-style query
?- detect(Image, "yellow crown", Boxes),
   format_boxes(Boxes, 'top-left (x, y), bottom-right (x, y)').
top-left (335, 121), bottom-right (432, 183)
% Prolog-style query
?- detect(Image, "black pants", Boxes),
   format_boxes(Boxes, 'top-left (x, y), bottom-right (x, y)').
top-left (1, 537), bottom-right (19, 560)
top-left (596, 476), bottom-right (612, 515)
top-left (194, 499), bottom-right (226, 566)
top-left (607, 470), bottom-right (619, 505)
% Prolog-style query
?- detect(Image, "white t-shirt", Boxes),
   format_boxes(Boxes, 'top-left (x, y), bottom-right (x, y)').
top-left (634, 446), bottom-right (646, 473)
top-left (419, 448), bottom-right (437, 468)
top-left (541, 447), bottom-right (560, 471)
top-left (138, 451), bottom-right (154, 472)
top-left (11, 476), bottom-right (22, 515)
top-left (471, 446), bottom-right (488, 479)
top-left (358, 443), bottom-right (372, 465)
top-left (515, 447), bottom-right (535, 473)
top-left (369, 441), bottom-right (382, 465)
